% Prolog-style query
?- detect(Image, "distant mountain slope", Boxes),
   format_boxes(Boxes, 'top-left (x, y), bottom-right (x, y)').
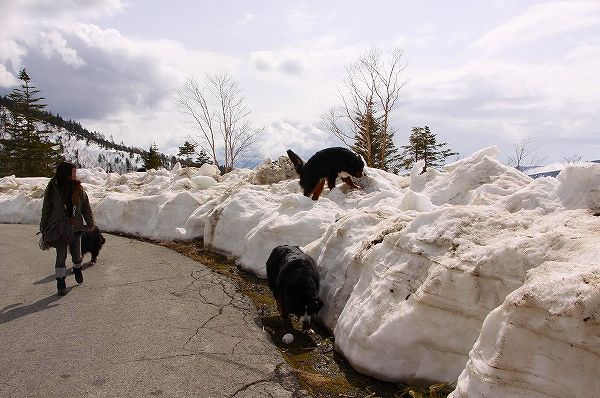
top-left (49, 127), bottom-right (144, 173)
top-left (526, 160), bottom-right (600, 179)
top-left (0, 96), bottom-right (170, 174)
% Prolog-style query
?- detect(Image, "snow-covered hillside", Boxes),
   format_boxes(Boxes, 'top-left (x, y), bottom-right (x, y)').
top-left (51, 128), bottom-right (144, 173)
top-left (1, 148), bottom-right (600, 397)
top-left (1, 106), bottom-right (145, 173)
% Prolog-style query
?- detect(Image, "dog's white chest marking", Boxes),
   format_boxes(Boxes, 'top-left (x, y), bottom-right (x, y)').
top-left (338, 171), bottom-right (350, 178)
top-left (300, 306), bottom-right (311, 325)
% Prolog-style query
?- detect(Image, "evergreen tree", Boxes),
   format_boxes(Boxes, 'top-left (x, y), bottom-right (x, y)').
top-left (177, 140), bottom-right (211, 167)
top-left (195, 148), bottom-right (211, 166)
top-left (0, 107), bottom-right (8, 135)
top-left (0, 69), bottom-right (61, 176)
top-left (352, 101), bottom-right (401, 172)
top-left (177, 140), bottom-right (196, 166)
top-left (352, 101), bottom-right (378, 168)
top-left (399, 126), bottom-right (457, 173)
top-left (375, 127), bottom-right (402, 172)
top-left (142, 143), bottom-right (163, 170)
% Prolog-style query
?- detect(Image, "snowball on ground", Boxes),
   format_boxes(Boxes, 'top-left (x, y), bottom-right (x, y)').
top-left (2, 147), bottom-right (600, 397)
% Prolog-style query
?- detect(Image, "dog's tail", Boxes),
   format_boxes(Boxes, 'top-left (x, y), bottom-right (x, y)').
top-left (286, 149), bottom-right (304, 175)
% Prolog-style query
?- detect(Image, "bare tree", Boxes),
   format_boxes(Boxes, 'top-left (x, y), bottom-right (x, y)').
top-left (506, 137), bottom-right (547, 171)
top-left (320, 47), bottom-right (408, 169)
top-left (176, 73), bottom-right (262, 172)
top-left (562, 153), bottom-right (583, 165)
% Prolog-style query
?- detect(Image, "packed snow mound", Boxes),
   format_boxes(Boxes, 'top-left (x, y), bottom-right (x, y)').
top-left (250, 156), bottom-right (297, 185)
top-left (0, 164), bottom-right (224, 237)
top-left (2, 147), bottom-right (600, 397)
top-left (451, 231), bottom-right (600, 397)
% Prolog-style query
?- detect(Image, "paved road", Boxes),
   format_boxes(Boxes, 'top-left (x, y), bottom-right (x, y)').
top-left (0, 224), bottom-right (304, 398)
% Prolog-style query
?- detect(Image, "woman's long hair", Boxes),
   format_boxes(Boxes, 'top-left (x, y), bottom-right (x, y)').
top-left (55, 162), bottom-right (76, 217)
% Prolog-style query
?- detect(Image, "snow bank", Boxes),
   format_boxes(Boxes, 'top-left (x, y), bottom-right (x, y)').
top-left (2, 148), bottom-right (600, 396)
top-left (250, 156), bottom-right (297, 185)
top-left (452, 253), bottom-right (600, 397)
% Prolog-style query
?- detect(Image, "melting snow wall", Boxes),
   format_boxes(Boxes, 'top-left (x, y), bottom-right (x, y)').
top-left (2, 149), bottom-right (600, 397)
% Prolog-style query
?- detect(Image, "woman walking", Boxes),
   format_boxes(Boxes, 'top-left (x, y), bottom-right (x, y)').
top-left (40, 162), bottom-right (95, 295)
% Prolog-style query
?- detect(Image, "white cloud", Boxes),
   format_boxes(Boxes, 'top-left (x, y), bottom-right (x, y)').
top-left (0, 39), bottom-right (28, 74)
top-left (0, 0), bottom-right (124, 21)
top-left (249, 52), bottom-right (306, 77)
top-left (278, 58), bottom-right (304, 76)
top-left (237, 13), bottom-right (257, 26)
top-left (398, 44), bottom-right (600, 162)
top-left (564, 39), bottom-right (600, 62)
top-left (284, 5), bottom-right (318, 36)
top-left (39, 31), bottom-right (86, 67)
top-left (473, 1), bottom-right (600, 53)
top-left (1, 1), bottom-right (599, 164)
top-left (1, 15), bottom-right (240, 119)
top-left (246, 36), bottom-right (366, 84)
top-left (0, 0), bottom-right (124, 80)
top-left (255, 118), bottom-right (335, 161)
top-left (81, 100), bottom-right (188, 152)
top-left (0, 64), bottom-right (19, 87)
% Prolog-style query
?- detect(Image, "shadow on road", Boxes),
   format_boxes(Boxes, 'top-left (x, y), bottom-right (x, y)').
top-left (33, 274), bottom-right (56, 285)
top-left (0, 294), bottom-right (62, 324)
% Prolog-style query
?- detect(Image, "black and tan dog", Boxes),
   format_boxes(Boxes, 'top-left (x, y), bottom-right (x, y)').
top-left (266, 245), bottom-right (323, 331)
top-left (287, 147), bottom-right (364, 200)
top-left (81, 226), bottom-right (106, 264)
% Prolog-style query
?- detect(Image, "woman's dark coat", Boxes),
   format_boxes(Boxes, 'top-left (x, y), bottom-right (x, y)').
top-left (40, 177), bottom-right (94, 232)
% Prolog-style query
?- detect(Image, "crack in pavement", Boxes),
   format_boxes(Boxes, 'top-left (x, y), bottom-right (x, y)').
top-left (1, 225), bottom-right (307, 398)
top-left (228, 378), bottom-right (272, 398)
top-left (230, 337), bottom-right (245, 355)
top-left (228, 362), bottom-right (308, 398)
top-left (183, 326), bottom-right (202, 348)
top-left (103, 247), bottom-right (302, 396)
top-left (181, 270), bottom-right (205, 292)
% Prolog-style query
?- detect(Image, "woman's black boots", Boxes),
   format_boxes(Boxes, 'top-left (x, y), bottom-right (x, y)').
top-left (56, 277), bottom-right (66, 296)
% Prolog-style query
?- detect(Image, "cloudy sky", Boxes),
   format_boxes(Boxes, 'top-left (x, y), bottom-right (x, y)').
top-left (1, 0), bottom-right (600, 165)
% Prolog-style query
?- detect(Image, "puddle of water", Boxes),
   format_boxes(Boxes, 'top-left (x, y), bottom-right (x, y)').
top-left (157, 239), bottom-right (455, 398)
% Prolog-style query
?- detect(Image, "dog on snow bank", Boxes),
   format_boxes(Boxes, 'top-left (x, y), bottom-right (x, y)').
top-left (266, 245), bottom-right (323, 331)
top-left (286, 147), bottom-right (365, 201)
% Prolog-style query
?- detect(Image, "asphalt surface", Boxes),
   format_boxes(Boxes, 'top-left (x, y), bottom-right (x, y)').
top-left (0, 224), bottom-right (305, 398)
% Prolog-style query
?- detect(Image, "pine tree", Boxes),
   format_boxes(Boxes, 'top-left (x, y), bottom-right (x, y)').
top-left (375, 128), bottom-right (402, 172)
top-left (195, 148), bottom-right (211, 166)
top-left (142, 143), bottom-right (163, 170)
top-left (177, 140), bottom-right (196, 166)
top-left (399, 126), bottom-right (457, 173)
top-left (352, 101), bottom-right (378, 168)
top-left (352, 101), bottom-right (401, 172)
top-left (0, 69), bottom-right (62, 176)
top-left (177, 140), bottom-right (211, 167)
top-left (0, 107), bottom-right (8, 134)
